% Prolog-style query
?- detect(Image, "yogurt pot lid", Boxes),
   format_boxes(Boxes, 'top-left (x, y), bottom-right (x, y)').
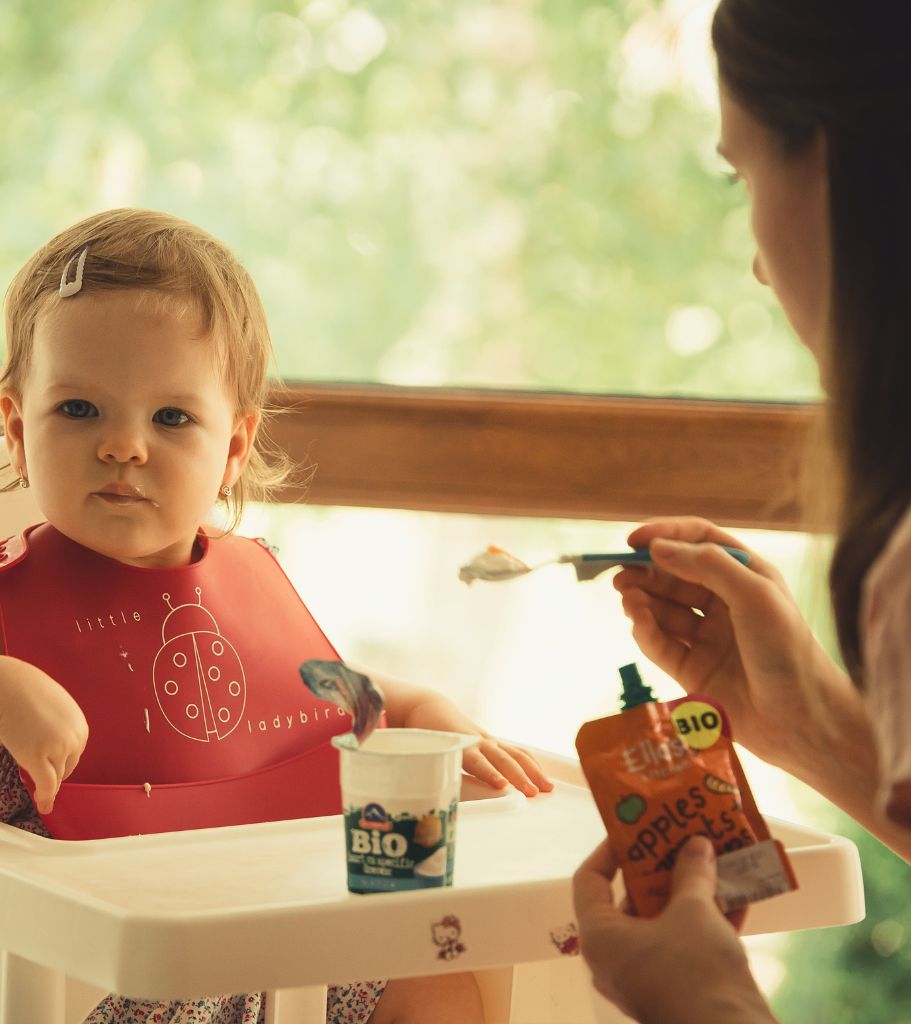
top-left (332, 728), bottom-right (481, 756)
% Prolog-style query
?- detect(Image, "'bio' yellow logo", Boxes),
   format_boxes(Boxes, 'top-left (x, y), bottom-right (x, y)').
top-left (671, 700), bottom-right (722, 750)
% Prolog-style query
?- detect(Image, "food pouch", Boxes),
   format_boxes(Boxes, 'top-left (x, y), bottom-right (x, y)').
top-left (576, 664), bottom-right (797, 917)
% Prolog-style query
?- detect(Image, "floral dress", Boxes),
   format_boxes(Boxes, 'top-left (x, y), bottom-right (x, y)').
top-left (0, 750), bottom-right (386, 1024)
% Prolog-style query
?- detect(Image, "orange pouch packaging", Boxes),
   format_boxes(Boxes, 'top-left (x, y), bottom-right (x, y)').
top-left (576, 664), bottom-right (797, 917)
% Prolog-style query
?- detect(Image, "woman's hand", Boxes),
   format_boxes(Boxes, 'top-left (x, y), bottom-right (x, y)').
top-left (573, 837), bottom-right (777, 1024)
top-left (0, 656), bottom-right (89, 813)
top-left (404, 694), bottom-right (554, 797)
top-left (613, 517), bottom-right (847, 770)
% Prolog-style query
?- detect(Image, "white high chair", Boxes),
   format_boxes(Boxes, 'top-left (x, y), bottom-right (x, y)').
top-left (0, 750), bottom-right (863, 1024)
top-left (0, 495), bottom-right (865, 1023)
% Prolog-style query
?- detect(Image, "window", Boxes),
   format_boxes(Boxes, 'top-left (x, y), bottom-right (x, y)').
top-left (2, 0), bottom-right (819, 400)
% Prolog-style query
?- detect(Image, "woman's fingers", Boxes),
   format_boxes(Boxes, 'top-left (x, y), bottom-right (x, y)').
top-left (614, 567), bottom-right (718, 618)
top-left (628, 516), bottom-right (747, 552)
top-left (628, 517), bottom-right (784, 586)
top-left (648, 540), bottom-right (783, 629)
top-left (573, 838), bottom-right (620, 911)
top-left (620, 588), bottom-right (704, 646)
top-left (620, 593), bottom-right (693, 678)
top-left (619, 566), bottom-right (737, 649)
top-left (615, 571), bottom-right (716, 614)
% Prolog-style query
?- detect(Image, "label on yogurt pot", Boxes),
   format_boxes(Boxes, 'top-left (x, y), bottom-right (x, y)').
top-left (343, 795), bottom-right (459, 892)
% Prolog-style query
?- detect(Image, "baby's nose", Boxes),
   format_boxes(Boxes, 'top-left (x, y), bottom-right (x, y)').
top-left (98, 430), bottom-right (147, 464)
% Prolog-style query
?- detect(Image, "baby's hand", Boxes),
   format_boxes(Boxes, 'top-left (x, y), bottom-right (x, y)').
top-left (405, 696), bottom-right (554, 797)
top-left (0, 657), bottom-right (89, 813)
top-left (461, 735), bottom-right (555, 798)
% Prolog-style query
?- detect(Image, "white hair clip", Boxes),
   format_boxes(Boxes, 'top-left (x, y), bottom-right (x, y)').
top-left (59, 247), bottom-right (89, 297)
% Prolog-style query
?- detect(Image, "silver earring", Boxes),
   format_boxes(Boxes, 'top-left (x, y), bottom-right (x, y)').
top-left (221, 484), bottom-right (231, 498)
top-left (18, 476), bottom-right (29, 489)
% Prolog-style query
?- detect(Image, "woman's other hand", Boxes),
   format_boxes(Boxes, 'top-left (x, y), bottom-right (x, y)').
top-left (0, 656), bottom-right (89, 813)
top-left (573, 836), bottom-right (777, 1024)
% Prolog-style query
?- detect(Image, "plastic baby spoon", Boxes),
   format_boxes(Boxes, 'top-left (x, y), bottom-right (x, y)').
top-left (459, 544), bottom-right (750, 584)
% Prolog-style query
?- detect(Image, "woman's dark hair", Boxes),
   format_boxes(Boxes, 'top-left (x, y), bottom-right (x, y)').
top-left (712, 0), bottom-right (911, 682)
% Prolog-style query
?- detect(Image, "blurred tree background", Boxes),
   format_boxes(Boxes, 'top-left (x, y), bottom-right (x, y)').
top-left (772, 814), bottom-right (911, 1022)
top-left (766, 596), bottom-right (911, 1022)
top-left (0, 0), bottom-right (818, 397)
top-left (3, 0), bottom-right (905, 1019)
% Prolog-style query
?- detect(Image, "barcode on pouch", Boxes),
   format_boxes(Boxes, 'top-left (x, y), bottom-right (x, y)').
top-left (715, 839), bottom-right (795, 914)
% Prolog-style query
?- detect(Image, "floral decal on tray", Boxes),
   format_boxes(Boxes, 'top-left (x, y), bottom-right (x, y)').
top-left (549, 922), bottom-right (580, 956)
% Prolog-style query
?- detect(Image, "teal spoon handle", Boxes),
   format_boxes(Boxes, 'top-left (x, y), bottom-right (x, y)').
top-left (564, 546), bottom-right (750, 582)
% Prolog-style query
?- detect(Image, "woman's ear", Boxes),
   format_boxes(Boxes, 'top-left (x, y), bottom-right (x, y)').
top-left (223, 410), bottom-right (260, 487)
top-left (0, 392), bottom-right (26, 477)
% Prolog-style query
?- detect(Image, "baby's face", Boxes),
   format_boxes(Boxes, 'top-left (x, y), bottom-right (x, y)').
top-left (1, 290), bottom-right (255, 567)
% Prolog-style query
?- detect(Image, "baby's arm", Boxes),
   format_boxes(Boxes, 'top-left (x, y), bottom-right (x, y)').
top-left (0, 656), bottom-right (88, 813)
top-left (355, 664), bottom-right (553, 797)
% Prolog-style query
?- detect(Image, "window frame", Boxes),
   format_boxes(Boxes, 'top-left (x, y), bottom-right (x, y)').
top-left (269, 383), bottom-right (820, 530)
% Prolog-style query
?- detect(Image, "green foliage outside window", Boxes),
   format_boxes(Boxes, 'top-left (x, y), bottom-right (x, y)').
top-left (773, 816), bottom-right (911, 1022)
top-left (1, 0), bottom-right (818, 398)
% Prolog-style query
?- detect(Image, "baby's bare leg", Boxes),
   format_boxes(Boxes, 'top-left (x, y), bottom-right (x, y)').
top-left (368, 972), bottom-right (484, 1024)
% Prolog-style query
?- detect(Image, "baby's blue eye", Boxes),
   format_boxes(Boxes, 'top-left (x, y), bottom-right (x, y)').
top-left (154, 407), bottom-right (191, 427)
top-left (59, 399), bottom-right (97, 419)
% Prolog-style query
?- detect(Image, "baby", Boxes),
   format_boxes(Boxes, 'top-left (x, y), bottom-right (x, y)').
top-left (0, 209), bottom-right (552, 1024)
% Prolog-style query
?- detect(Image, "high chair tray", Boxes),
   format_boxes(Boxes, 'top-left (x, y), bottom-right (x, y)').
top-left (0, 748), bottom-right (863, 1002)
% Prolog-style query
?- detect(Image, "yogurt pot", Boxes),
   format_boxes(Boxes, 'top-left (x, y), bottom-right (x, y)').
top-left (332, 728), bottom-right (480, 893)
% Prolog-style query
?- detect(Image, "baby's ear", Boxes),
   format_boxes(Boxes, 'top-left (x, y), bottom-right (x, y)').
top-left (0, 392), bottom-right (26, 469)
top-left (226, 409), bottom-right (260, 477)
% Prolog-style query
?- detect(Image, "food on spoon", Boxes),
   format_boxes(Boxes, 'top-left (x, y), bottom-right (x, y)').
top-left (458, 545), bottom-right (531, 584)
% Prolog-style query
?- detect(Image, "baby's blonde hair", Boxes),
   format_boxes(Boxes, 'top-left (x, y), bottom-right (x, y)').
top-left (1, 208), bottom-right (293, 528)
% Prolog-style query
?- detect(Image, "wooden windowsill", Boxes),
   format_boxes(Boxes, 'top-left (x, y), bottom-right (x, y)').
top-left (268, 383), bottom-right (821, 531)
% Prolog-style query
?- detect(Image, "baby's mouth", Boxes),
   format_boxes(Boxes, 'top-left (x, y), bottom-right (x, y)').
top-left (96, 493), bottom-right (145, 506)
top-left (93, 484), bottom-right (154, 506)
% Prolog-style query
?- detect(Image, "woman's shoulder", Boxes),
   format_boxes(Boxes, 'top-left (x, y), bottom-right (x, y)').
top-left (861, 504), bottom-right (911, 802)
top-left (865, 502), bottom-right (911, 599)
top-left (861, 501), bottom-right (911, 674)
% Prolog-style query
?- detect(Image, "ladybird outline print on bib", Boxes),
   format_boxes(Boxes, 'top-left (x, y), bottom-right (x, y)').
top-left (153, 588), bottom-right (247, 742)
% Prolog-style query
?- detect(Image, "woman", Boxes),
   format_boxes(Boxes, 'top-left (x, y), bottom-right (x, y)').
top-left (573, 1), bottom-right (911, 1020)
